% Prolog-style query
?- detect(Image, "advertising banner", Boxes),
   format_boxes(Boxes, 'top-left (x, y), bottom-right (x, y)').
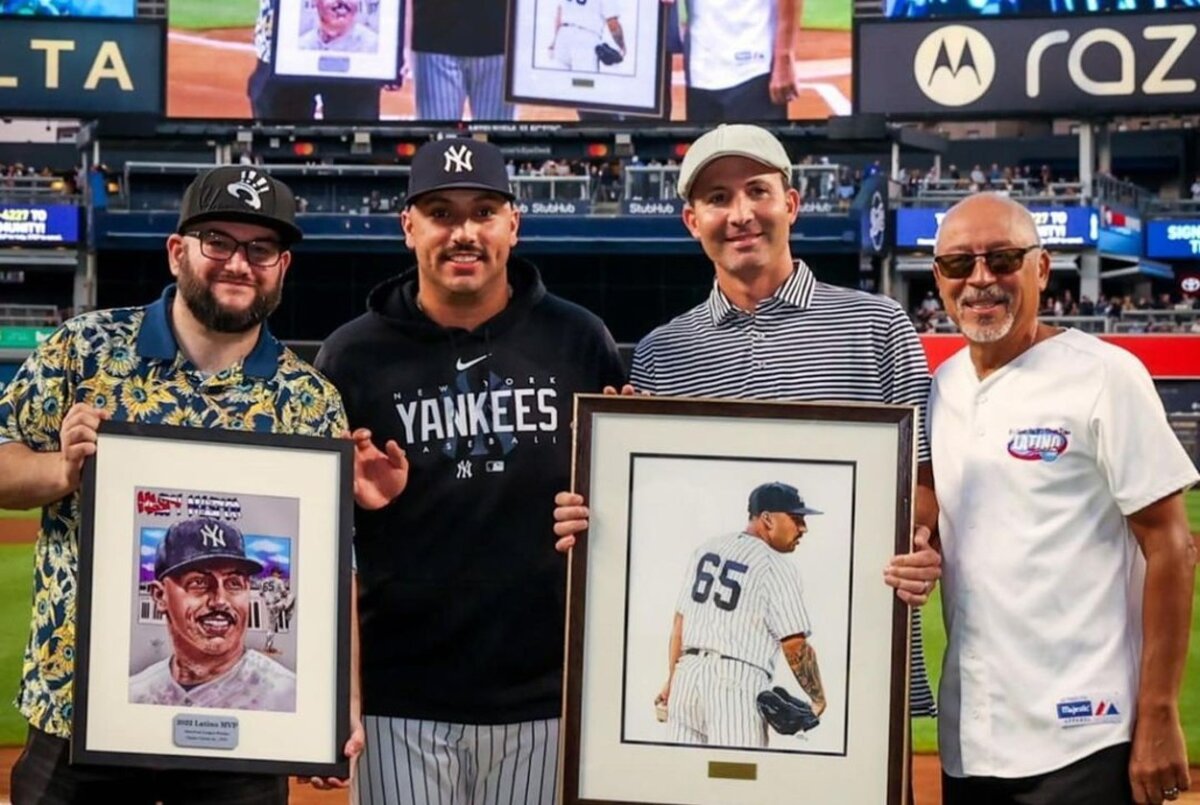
top-left (856, 13), bottom-right (1200, 117)
top-left (0, 17), bottom-right (163, 116)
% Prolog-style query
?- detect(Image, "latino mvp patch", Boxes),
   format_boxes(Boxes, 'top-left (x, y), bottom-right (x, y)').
top-left (1056, 694), bottom-right (1124, 728)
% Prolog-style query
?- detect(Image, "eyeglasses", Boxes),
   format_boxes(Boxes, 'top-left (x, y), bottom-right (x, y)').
top-left (933, 245), bottom-right (1039, 280)
top-left (185, 230), bottom-right (285, 268)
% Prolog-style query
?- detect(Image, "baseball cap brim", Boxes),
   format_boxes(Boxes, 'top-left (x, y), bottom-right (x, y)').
top-left (405, 182), bottom-right (516, 206)
top-left (786, 505), bottom-right (822, 516)
top-left (178, 209), bottom-right (304, 244)
top-left (158, 554), bottom-right (265, 581)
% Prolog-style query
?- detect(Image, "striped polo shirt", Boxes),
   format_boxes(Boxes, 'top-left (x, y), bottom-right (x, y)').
top-left (631, 260), bottom-right (937, 717)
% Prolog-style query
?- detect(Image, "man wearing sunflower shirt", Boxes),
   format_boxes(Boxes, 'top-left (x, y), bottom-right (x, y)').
top-left (0, 165), bottom-right (408, 803)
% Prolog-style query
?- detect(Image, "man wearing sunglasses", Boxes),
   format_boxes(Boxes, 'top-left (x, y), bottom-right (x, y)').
top-left (0, 165), bottom-right (408, 801)
top-left (929, 193), bottom-right (1197, 805)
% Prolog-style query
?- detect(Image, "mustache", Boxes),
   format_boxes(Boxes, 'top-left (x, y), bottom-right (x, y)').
top-left (958, 287), bottom-right (1011, 305)
top-left (328, 0), bottom-right (354, 12)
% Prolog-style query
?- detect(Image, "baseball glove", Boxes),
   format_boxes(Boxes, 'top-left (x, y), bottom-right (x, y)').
top-left (756, 687), bottom-right (820, 735)
top-left (595, 43), bottom-right (624, 66)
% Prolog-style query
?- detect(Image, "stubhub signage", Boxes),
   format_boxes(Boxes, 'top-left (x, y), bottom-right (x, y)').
top-left (1146, 220), bottom-right (1200, 259)
top-left (896, 207), bottom-right (1098, 249)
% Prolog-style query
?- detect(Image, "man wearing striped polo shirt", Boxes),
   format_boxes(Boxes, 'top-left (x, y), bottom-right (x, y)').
top-left (554, 123), bottom-right (942, 757)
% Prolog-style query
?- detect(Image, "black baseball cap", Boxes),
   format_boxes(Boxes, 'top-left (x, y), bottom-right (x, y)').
top-left (405, 139), bottom-right (515, 206)
top-left (177, 166), bottom-right (303, 244)
top-left (748, 483), bottom-right (823, 517)
top-left (154, 517), bottom-right (264, 581)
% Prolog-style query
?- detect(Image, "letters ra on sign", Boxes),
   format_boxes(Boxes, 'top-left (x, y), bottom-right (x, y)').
top-left (857, 13), bottom-right (1200, 117)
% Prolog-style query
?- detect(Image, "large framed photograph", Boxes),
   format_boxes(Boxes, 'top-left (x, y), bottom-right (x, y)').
top-left (273, 0), bottom-right (401, 82)
top-left (506, 0), bottom-right (667, 117)
top-left (72, 422), bottom-right (354, 777)
top-left (563, 396), bottom-right (914, 805)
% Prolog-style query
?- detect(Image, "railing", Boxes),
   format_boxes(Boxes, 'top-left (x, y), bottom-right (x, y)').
top-left (510, 175), bottom-right (591, 201)
top-left (916, 310), bottom-right (1200, 334)
top-left (0, 304), bottom-right (61, 327)
top-left (1145, 198), bottom-right (1200, 218)
top-left (0, 175), bottom-right (79, 203)
top-left (899, 180), bottom-right (1087, 207)
top-left (623, 163), bottom-right (853, 205)
top-left (1093, 174), bottom-right (1153, 209)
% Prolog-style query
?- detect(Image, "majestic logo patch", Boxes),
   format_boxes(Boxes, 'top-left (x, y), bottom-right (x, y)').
top-left (444, 145), bottom-right (473, 173)
top-left (1057, 696), bottom-right (1123, 727)
top-left (1007, 427), bottom-right (1069, 462)
top-left (914, 25), bottom-right (995, 107)
top-left (226, 170), bottom-right (272, 210)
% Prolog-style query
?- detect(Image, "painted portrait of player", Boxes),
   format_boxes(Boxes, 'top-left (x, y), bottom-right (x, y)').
top-left (127, 488), bottom-right (300, 713)
top-left (298, 0), bottom-right (381, 54)
top-left (620, 456), bottom-right (853, 755)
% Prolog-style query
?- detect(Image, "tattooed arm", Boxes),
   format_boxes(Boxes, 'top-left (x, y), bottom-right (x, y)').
top-left (780, 634), bottom-right (826, 717)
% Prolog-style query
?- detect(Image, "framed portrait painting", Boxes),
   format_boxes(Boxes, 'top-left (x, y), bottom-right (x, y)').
top-left (563, 396), bottom-right (915, 805)
top-left (72, 421), bottom-right (353, 777)
top-left (272, 0), bottom-right (402, 82)
top-left (505, 0), bottom-right (668, 117)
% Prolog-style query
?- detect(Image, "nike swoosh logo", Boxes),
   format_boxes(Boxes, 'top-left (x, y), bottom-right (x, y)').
top-left (456, 354), bottom-right (491, 371)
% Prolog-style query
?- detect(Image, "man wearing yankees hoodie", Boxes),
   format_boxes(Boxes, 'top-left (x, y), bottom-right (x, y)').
top-left (315, 137), bottom-right (625, 805)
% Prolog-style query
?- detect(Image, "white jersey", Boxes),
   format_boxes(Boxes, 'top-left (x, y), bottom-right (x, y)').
top-left (558, 0), bottom-right (620, 37)
top-left (930, 329), bottom-right (1199, 779)
top-left (675, 532), bottom-right (811, 673)
top-left (687, 0), bottom-right (777, 90)
top-left (260, 576), bottom-right (290, 608)
top-left (128, 649), bottom-right (297, 713)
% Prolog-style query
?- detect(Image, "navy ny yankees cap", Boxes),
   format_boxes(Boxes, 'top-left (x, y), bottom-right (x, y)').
top-left (748, 482), bottom-right (823, 518)
top-left (405, 139), bottom-right (515, 206)
top-left (177, 166), bottom-right (303, 244)
top-left (154, 517), bottom-right (264, 581)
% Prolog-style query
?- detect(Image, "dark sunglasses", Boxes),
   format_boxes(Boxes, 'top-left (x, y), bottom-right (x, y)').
top-left (933, 245), bottom-right (1039, 280)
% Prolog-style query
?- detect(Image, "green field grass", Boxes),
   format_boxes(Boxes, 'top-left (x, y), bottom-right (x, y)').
top-left (0, 544), bottom-right (31, 746)
top-left (0, 510), bottom-right (38, 521)
top-left (169, 0), bottom-right (257, 30)
top-left (802, 0), bottom-right (852, 32)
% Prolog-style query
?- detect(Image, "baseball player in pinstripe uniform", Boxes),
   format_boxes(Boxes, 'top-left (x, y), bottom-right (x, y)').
top-left (657, 482), bottom-right (825, 747)
top-left (409, 0), bottom-right (515, 120)
top-left (549, 0), bottom-right (626, 72)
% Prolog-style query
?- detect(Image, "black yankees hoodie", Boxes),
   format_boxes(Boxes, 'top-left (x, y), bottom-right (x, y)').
top-left (315, 259), bottom-right (625, 723)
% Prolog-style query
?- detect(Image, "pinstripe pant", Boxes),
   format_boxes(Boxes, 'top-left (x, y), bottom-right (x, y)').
top-left (668, 653), bottom-right (769, 748)
top-left (354, 715), bottom-right (560, 805)
top-left (414, 52), bottom-right (515, 121)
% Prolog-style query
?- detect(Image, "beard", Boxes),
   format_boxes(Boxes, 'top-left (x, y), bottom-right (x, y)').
top-left (955, 287), bottom-right (1014, 343)
top-left (176, 252), bottom-right (281, 334)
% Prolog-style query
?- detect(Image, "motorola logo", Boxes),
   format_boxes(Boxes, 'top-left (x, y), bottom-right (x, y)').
top-left (914, 25), bottom-right (996, 107)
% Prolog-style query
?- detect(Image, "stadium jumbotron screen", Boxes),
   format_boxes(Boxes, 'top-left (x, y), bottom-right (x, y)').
top-left (885, 0), bottom-right (1197, 18)
top-left (166, 0), bottom-right (853, 123)
top-left (0, 0), bottom-right (134, 16)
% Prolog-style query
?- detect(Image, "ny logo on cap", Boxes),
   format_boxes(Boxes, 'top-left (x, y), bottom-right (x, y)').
top-left (444, 145), bottom-right (474, 174)
top-left (225, 170), bottom-right (272, 211)
top-left (200, 522), bottom-right (227, 549)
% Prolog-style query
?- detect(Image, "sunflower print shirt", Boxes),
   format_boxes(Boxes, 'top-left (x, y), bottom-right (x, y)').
top-left (0, 286), bottom-right (348, 738)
